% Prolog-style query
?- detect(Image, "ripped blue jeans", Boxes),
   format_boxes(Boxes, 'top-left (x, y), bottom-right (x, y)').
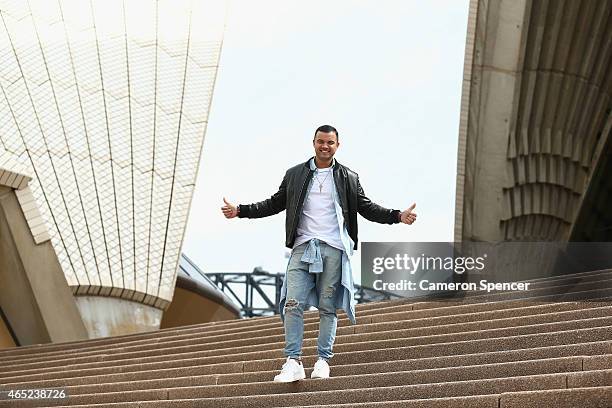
top-left (283, 240), bottom-right (342, 360)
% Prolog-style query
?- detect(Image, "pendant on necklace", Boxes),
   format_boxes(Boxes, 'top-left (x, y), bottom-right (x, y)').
top-left (319, 184), bottom-right (323, 193)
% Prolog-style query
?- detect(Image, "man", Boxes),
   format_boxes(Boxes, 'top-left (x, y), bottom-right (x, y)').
top-left (222, 125), bottom-right (417, 382)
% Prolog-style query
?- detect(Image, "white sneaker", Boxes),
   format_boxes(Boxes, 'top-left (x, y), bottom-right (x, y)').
top-left (310, 358), bottom-right (330, 379)
top-left (273, 357), bottom-right (306, 382)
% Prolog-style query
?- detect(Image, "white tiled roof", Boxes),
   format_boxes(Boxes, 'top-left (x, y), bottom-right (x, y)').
top-left (0, 0), bottom-right (226, 309)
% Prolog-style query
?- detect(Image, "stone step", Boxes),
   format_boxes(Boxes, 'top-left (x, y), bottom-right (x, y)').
top-left (39, 387), bottom-right (612, 408)
top-left (520, 269), bottom-right (612, 283)
top-left (3, 340), bottom-right (609, 389)
top-left (4, 353), bottom-right (611, 401)
top-left (288, 386), bottom-right (612, 408)
top-left (9, 370), bottom-right (610, 407)
top-left (498, 386), bottom-right (612, 407)
top-left (2, 300), bottom-right (609, 368)
top-left (0, 322), bottom-right (609, 385)
top-left (1, 308), bottom-right (610, 377)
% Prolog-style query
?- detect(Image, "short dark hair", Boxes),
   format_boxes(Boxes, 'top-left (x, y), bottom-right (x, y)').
top-left (314, 125), bottom-right (339, 141)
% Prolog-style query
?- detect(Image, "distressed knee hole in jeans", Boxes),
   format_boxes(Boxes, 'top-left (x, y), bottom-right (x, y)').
top-left (285, 298), bottom-right (299, 311)
top-left (323, 287), bottom-right (335, 298)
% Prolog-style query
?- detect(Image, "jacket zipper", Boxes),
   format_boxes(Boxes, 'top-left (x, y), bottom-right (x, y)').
top-left (291, 168), bottom-right (313, 244)
top-left (332, 167), bottom-right (345, 212)
top-left (333, 168), bottom-right (349, 230)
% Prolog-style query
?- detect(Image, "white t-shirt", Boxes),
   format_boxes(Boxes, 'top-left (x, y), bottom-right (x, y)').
top-left (293, 167), bottom-right (344, 250)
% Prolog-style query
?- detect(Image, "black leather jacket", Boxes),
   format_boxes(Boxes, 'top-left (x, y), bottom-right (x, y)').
top-left (238, 158), bottom-right (400, 250)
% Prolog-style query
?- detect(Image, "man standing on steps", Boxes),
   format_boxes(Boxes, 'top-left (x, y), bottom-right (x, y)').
top-left (221, 125), bottom-right (417, 382)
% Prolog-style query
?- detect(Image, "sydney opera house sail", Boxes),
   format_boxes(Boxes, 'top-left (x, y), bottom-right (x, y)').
top-left (0, 0), bottom-right (225, 309)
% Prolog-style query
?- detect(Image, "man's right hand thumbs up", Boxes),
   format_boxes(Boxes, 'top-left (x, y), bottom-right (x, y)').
top-left (221, 197), bottom-right (239, 219)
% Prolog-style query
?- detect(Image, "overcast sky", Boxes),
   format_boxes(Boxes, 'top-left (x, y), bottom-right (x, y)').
top-left (182, 0), bottom-right (470, 283)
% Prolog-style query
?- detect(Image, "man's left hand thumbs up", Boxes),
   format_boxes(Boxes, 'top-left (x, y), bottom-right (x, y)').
top-left (400, 203), bottom-right (417, 225)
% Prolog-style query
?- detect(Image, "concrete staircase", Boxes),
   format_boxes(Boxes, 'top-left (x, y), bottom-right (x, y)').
top-left (0, 269), bottom-right (610, 408)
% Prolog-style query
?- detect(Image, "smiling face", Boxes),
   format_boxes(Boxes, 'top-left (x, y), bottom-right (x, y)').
top-left (313, 130), bottom-right (339, 167)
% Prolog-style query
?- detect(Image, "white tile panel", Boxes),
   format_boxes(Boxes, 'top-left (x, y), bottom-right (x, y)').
top-left (81, 93), bottom-right (109, 161)
top-left (133, 171), bottom-right (153, 297)
top-left (31, 82), bottom-right (67, 156)
top-left (127, 45), bottom-right (156, 105)
top-left (157, 0), bottom-right (191, 51)
top-left (154, 112), bottom-right (181, 177)
top-left (0, 0), bottom-right (29, 21)
top-left (28, 0), bottom-right (63, 32)
top-left (107, 97), bottom-right (131, 167)
top-left (131, 103), bottom-right (155, 173)
top-left (56, 85), bottom-right (89, 159)
top-left (99, 37), bottom-right (129, 100)
top-left (189, 41), bottom-right (222, 69)
top-left (182, 64), bottom-right (216, 124)
top-left (70, 28), bottom-right (102, 93)
top-left (92, 158), bottom-right (121, 283)
top-left (58, 155), bottom-right (100, 282)
top-left (73, 155), bottom-right (110, 288)
top-left (0, 98), bottom-right (24, 155)
top-left (90, 0), bottom-right (124, 40)
top-left (175, 121), bottom-right (206, 186)
top-left (10, 18), bottom-right (47, 86)
top-left (0, 24), bottom-right (22, 85)
top-left (157, 48), bottom-right (186, 113)
top-left (114, 161), bottom-right (135, 292)
top-left (59, 0), bottom-right (95, 34)
top-left (123, 0), bottom-right (156, 47)
top-left (190, 0), bottom-right (226, 43)
top-left (147, 175), bottom-right (172, 295)
top-left (39, 40), bottom-right (73, 91)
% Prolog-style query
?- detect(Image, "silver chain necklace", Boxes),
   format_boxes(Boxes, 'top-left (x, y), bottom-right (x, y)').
top-left (313, 169), bottom-right (331, 193)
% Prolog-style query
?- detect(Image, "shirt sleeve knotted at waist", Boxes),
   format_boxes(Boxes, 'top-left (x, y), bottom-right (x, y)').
top-left (300, 238), bottom-right (324, 273)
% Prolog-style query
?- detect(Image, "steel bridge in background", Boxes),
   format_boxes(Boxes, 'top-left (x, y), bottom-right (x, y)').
top-left (204, 268), bottom-right (403, 318)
